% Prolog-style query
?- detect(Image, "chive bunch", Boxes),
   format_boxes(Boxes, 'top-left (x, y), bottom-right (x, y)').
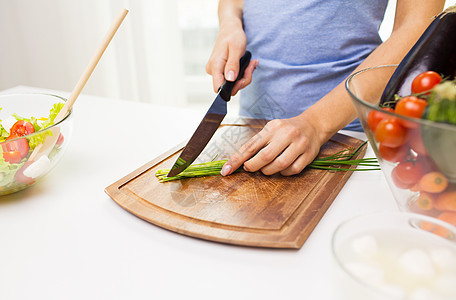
top-left (155, 141), bottom-right (380, 182)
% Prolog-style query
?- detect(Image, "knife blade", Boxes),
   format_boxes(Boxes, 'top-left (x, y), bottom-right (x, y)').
top-left (167, 51), bottom-right (252, 177)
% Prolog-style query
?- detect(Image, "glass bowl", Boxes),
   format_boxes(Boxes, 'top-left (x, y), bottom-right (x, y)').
top-left (0, 93), bottom-right (73, 195)
top-left (346, 65), bottom-right (456, 227)
top-left (332, 211), bottom-right (456, 300)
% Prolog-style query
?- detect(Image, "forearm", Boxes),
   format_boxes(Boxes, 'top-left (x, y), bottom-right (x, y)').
top-left (218, 0), bottom-right (243, 28)
top-left (300, 0), bottom-right (445, 146)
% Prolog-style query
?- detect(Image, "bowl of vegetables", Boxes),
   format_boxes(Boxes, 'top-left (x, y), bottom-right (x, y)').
top-left (0, 93), bottom-right (73, 195)
top-left (346, 64), bottom-right (456, 231)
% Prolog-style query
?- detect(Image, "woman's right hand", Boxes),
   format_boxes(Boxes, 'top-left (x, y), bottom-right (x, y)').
top-left (206, 19), bottom-right (258, 96)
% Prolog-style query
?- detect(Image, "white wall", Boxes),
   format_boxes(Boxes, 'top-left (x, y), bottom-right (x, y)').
top-left (0, 0), bottom-right (188, 105)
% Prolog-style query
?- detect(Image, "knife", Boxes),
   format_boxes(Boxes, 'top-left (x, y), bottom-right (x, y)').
top-left (167, 50), bottom-right (252, 177)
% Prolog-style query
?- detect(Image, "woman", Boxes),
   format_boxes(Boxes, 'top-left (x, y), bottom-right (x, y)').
top-left (205, 0), bottom-right (444, 176)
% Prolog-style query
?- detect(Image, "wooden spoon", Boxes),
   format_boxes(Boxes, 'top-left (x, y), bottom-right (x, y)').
top-left (29, 8), bottom-right (129, 161)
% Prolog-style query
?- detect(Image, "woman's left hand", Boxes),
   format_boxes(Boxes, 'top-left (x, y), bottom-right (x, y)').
top-left (220, 116), bottom-right (323, 176)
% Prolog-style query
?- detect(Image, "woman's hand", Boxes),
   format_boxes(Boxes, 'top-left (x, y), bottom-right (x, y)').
top-left (220, 116), bottom-right (323, 176)
top-left (205, 19), bottom-right (258, 96)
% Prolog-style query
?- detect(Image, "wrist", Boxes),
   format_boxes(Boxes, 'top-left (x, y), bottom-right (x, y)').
top-left (297, 110), bottom-right (337, 146)
top-left (219, 15), bottom-right (243, 30)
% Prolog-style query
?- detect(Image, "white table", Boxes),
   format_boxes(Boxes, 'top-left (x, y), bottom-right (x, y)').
top-left (0, 86), bottom-right (397, 300)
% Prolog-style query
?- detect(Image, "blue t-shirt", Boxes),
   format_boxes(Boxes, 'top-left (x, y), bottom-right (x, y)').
top-left (239, 0), bottom-right (388, 131)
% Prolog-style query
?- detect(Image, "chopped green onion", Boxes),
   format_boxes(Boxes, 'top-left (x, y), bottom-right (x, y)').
top-left (156, 141), bottom-right (380, 182)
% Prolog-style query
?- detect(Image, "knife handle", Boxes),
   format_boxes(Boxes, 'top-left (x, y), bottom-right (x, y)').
top-left (219, 50), bottom-right (252, 102)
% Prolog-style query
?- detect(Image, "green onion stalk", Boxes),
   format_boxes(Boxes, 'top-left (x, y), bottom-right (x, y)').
top-left (155, 141), bottom-right (380, 182)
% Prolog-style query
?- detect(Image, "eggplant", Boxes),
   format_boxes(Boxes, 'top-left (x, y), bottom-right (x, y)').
top-left (381, 6), bottom-right (456, 104)
top-left (380, 6), bottom-right (456, 183)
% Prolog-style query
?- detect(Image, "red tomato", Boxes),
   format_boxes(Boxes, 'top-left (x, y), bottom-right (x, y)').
top-left (379, 143), bottom-right (409, 163)
top-left (367, 107), bottom-right (394, 132)
top-left (391, 160), bottom-right (425, 189)
top-left (407, 129), bottom-right (427, 156)
top-left (9, 120), bottom-right (35, 137)
top-left (411, 71), bottom-right (441, 94)
top-left (375, 118), bottom-right (407, 148)
top-left (395, 96), bottom-right (428, 128)
top-left (14, 161), bottom-right (35, 184)
top-left (2, 151), bottom-right (22, 164)
top-left (2, 137), bottom-right (30, 158)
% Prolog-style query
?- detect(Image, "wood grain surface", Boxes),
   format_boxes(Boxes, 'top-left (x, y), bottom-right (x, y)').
top-left (105, 119), bottom-right (366, 249)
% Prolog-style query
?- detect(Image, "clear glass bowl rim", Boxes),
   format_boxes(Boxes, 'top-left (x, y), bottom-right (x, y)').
top-left (0, 92), bottom-right (72, 144)
top-left (345, 64), bottom-right (456, 133)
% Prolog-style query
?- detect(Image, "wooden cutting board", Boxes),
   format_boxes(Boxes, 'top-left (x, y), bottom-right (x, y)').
top-left (105, 119), bottom-right (366, 249)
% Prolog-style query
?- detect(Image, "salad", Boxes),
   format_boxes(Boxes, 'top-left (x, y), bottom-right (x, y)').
top-left (0, 102), bottom-right (65, 193)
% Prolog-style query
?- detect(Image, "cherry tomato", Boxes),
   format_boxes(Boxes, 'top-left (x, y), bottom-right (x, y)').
top-left (395, 96), bottom-right (428, 128)
top-left (407, 129), bottom-right (427, 156)
top-left (2, 151), bottom-right (22, 164)
top-left (411, 71), bottom-right (441, 94)
top-left (391, 160), bottom-right (425, 189)
top-left (375, 118), bottom-right (407, 148)
top-left (2, 137), bottom-right (30, 158)
top-left (9, 120), bottom-right (35, 137)
top-left (367, 107), bottom-right (394, 132)
top-left (379, 143), bottom-right (409, 163)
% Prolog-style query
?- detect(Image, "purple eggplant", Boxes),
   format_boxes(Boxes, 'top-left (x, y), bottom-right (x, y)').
top-left (381, 6), bottom-right (456, 104)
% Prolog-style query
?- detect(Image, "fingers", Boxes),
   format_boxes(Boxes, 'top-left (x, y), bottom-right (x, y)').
top-left (279, 154), bottom-right (314, 176)
top-left (231, 59), bottom-right (259, 96)
top-left (220, 130), bottom-right (270, 176)
top-left (224, 43), bottom-right (245, 82)
top-left (243, 134), bottom-right (290, 173)
top-left (206, 55), bottom-right (228, 93)
top-left (257, 143), bottom-right (303, 175)
top-left (206, 48), bottom-right (258, 94)
top-left (220, 118), bottom-right (320, 177)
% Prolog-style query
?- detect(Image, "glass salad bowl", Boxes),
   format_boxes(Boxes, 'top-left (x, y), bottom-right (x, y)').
top-left (346, 65), bottom-right (456, 230)
top-left (0, 93), bottom-right (73, 195)
top-left (332, 212), bottom-right (456, 300)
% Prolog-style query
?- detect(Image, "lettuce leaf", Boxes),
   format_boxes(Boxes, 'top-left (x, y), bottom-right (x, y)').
top-left (0, 155), bottom-right (25, 188)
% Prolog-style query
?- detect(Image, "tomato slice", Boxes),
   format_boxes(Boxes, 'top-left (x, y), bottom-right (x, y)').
top-left (2, 151), bottom-right (22, 164)
top-left (2, 137), bottom-right (30, 158)
top-left (411, 71), bottom-right (441, 94)
top-left (9, 120), bottom-right (35, 137)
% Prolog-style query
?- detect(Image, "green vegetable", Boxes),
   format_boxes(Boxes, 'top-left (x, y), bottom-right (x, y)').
top-left (155, 141), bottom-right (380, 182)
top-left (424, 81), bottom-right (456, 124)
